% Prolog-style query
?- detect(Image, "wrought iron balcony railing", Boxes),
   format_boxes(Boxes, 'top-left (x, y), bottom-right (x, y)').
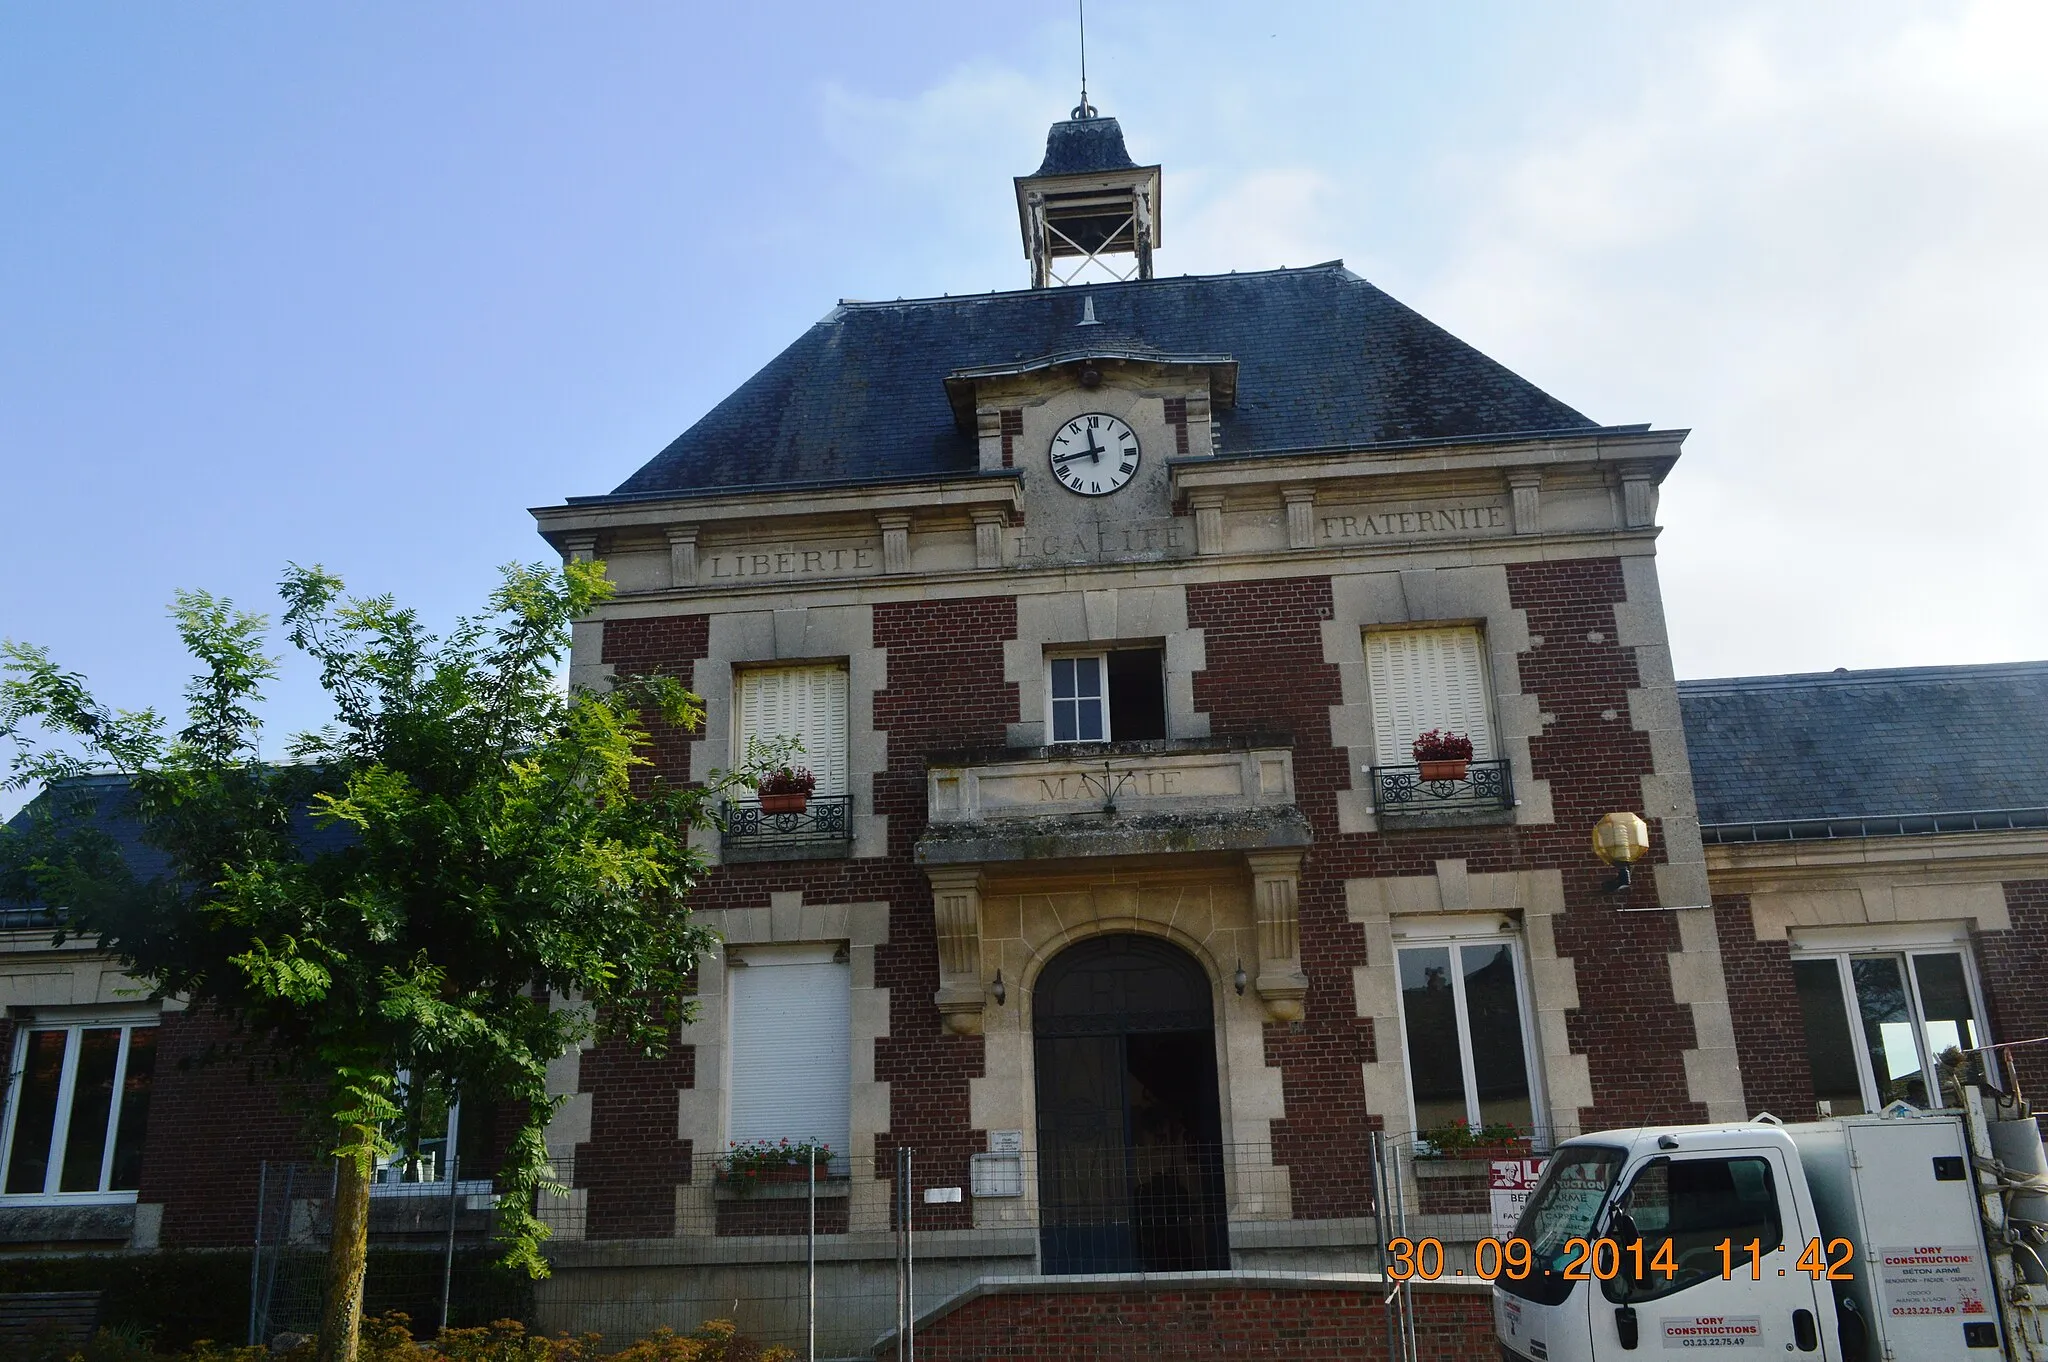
top-left (1368, 759), bottom-right (1514, 818)
top-left (721, 794), bottom-right (852, 851)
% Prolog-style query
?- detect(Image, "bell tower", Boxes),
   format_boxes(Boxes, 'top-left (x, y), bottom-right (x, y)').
top-left (1014, 98), bottom-right (1161, 288)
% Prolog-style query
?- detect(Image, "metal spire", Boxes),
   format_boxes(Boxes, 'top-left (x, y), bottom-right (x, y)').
top-left (1074, 0), bottom-right (1096, 119)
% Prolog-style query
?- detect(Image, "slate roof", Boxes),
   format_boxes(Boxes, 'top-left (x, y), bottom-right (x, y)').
top-left (0, 773), bottom-right (353, 925)
top-left (597, 264), bottom-right (1605, 502)
top-left (1678, 662), bottom-right (2048, 829)
top-left (1032, 114), bottom-right (1141, 176)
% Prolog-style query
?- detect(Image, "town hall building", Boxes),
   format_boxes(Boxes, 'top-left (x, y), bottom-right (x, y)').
top-left (3, 101), bottom-right (2044, 1357)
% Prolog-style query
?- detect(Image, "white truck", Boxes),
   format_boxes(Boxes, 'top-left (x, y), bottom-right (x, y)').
top-left (1493, 1087), bottom-right (2047, 1360)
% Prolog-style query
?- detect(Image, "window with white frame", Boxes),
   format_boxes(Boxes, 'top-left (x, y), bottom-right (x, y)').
top-left (2, 1015), bottom-right (157, 1201)
top-left (1791, 934), bottom-right (1988, 1114)
top-left (1365, 626), bottom-right (1496, 764)
top-left (725, 944), bottom-right (851, 1167)
top-left (369, 1073), bottom-right (495, 1195)
top-left (735, 664), bottom-right (849, 796)
top-left (1047, 648), bottom-right (1166, 744)
top-left (1395, 927), bottom-right (1541, 1140)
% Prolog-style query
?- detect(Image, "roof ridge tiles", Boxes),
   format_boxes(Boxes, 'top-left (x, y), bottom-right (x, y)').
top-left (1678, 660), bottom-right (2048, 694)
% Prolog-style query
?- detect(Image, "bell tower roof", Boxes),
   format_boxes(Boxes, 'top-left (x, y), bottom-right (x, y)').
top-left (1032, 108), bottom-right (1139, 177)
top-left (1014, 101), bottom-right (1161, 289)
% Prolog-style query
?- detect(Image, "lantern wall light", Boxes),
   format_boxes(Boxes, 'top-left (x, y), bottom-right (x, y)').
top-left (1591, 811), bottom-right (1650, 892)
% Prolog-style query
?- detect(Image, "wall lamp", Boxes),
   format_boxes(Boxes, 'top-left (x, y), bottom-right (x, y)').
top-left (1591, 811), bottom-right (1650, 893)
top-left (992, 968), bottom-right (1007, 1007)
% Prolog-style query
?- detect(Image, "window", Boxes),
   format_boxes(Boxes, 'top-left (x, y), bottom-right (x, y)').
top-left (1048, 648), bottom-right (1165, 743)
top-left (2, 1018), bottom-right (157, 1201)
top-left (736, 664), bottom-right (849, 795)
top-left (370, 1073), bottom-right (495, 1194)
top-left (1396, 936), bottom-right (1539, 1137)
top-left (1609, 1156), bottom-right (1783, 1301)
top-left (1792, 945), bottom-right (1986, 1113)
top-left (1365, 626), bottom-right (1495, 763)
top-left (726, 944), bottom-right (851, 1167)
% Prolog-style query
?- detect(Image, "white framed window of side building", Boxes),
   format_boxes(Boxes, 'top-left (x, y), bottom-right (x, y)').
top-left (1047, 648), bottom-right (1166, 744)
top-left (1365, 625), bottom-right (1496, 765)
top-left (735, 663), bottom-right (849, 796)
top-left (0, 1011), bottom-right (158, 1203)
top-left (725, 944), bottom-right (851, 1170)
top-left (1790, 924), bottom-right (1990, 1115)
top-left (1392, 920), bottom-right (1544, 1144)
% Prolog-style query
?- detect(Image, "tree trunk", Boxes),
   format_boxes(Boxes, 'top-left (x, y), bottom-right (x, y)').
top-left (316, 1131), bottom-right (374, 1362)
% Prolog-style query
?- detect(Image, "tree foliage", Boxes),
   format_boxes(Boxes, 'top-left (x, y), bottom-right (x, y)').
top-left (0, 560), bottom-right (718, 1287)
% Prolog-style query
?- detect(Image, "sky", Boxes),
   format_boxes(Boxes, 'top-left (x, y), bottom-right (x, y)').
top-left (4, 1), bottom-right (2045, 812)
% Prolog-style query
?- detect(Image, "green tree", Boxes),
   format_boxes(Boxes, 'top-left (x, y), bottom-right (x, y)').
top-left (0, 561), bottom-right (721, 1362)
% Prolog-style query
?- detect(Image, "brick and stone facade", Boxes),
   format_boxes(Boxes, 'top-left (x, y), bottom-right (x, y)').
top-left (2, 101), bottom-right (2043, 1362)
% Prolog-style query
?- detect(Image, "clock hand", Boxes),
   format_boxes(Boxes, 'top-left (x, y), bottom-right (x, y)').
top-left (1053, 447), bottom-right (1105, 465)
top-left (1083, 433), bottom-right (1105, 462)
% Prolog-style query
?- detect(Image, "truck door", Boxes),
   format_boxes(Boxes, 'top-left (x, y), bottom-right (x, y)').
top-left (1590, 1148), bottom-right (1832, 1357)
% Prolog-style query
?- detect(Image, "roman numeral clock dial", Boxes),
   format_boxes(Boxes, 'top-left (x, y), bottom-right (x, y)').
top-left (1047, 413), bottom-right (1140, 496)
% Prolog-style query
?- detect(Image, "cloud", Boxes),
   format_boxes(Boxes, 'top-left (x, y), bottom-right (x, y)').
top-left (1418, 0), bottom-right (2048, 676)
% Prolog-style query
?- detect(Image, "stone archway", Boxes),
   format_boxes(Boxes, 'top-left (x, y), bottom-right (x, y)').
top-left (1032, 932), bottom-right (1229, 1273)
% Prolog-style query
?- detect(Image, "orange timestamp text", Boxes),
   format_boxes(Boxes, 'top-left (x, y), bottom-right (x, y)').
top-left (1385, 1236), bottom-right (1859, 1283)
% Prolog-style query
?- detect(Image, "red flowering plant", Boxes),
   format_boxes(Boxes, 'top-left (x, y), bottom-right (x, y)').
top-left (1417, 1117), bottom-right (1529, 1158)
top-left (756, 766), bottom-right (816, 798)
top-left (717, 1137), bottom-right (835, 1195)
top-left (1411, 729), bottom-right (1475, 763)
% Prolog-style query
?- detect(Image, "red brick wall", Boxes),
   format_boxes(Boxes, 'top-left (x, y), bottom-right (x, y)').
top-left (901, 1281), bottom-right (1495, 1361)
top-left (1713, 895), bottom-right (1813, 1120)
top-left (1184, 560), bottom-right (1705, 1214)
top-left (601, 613), bottom-right (712, 789)
top-left (571, 1023), bottom-right (696, 1240)
top-left (587, 597), bottom-right (1019, 1233)
top-left (1503, 559), bottom-right (1703, 1132)
top-left (1979, 882), bottom-right (2048, 1111)
top-left (1184, 576), bottom-right (1376, 1216)
top-left (134, 1009), bottom-right (315, 1248)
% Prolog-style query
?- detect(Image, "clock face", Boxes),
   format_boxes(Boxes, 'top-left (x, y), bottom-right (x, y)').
top-left (1047, 412), bottom-right (1141, 497)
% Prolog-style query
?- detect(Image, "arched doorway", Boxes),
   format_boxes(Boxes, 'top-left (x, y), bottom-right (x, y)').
top-left (1032, 933), bottom-right (1229, 1273)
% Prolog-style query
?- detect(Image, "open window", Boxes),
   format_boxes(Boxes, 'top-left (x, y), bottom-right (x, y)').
top-left (371, 1072), bottom-right (495, 1195)
top-left (1048, 648), bottom-right (1166, 744)
top-left (1792, 939), bottom-right (1987, 1113)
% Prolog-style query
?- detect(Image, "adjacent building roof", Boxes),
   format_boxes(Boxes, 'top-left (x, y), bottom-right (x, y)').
top-left (596, 263), bottom-right (1603, 502)
top-left (1679, 661), bottom-right (2048, 834)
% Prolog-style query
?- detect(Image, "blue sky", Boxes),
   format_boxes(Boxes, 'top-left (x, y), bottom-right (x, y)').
top-left (4, 2), bottom-right (2044, 810)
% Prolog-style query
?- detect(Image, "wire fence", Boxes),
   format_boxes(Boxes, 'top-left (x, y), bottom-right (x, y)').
top-left (252, 1135), bottom-right (1558, 1360)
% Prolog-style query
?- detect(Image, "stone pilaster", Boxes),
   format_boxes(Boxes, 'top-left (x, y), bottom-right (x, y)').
top-left (1508, 470), bottom-right (1543, 536)
top-left (1189, 491), bottom-right (1226, 556)
top-left (665, 525), bottom-right (699, 588)
top-left (1246, 850), bottom-right (1308, 1022)
top-left (876, 511), bottom-right (913, 574)
top-left (1282, 487), bottom-right (1317, 550)
top-left (971, 508), bottom-right (1008, 570)
top-left (927, 866), bottom-right (986, 1035)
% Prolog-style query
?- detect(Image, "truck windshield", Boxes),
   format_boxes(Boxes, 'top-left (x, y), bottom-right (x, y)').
top-left (1497, 1143), bottom-right (1626, 1306)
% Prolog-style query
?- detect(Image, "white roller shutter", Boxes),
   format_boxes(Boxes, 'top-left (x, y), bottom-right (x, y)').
top-left (736, 665), bottom-right (849, 796)
top-left (1366, 627), bottom-right (1495, 763)
top-left (725, 944), bottom-right (851, 1160)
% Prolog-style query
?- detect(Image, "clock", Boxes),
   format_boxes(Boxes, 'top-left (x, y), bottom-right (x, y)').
top-left (1047, 412), bottom-right (1141, 496)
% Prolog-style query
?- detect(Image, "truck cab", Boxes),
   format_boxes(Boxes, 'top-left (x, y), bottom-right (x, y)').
top-left (1495, 1122), bottom-right (1844, 1361)
top-left (1496, 1108), bottom-right (2023, 1361)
